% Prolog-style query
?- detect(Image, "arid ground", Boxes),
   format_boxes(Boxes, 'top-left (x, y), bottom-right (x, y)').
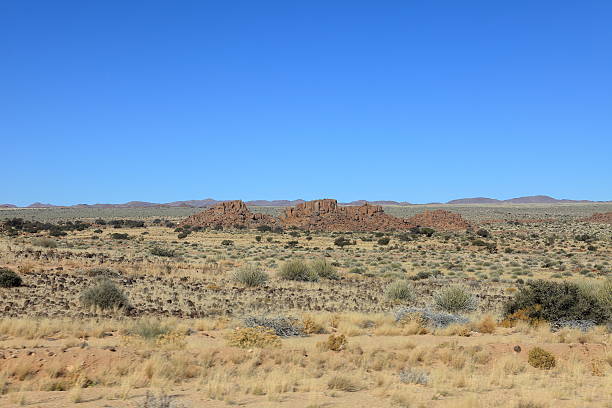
top-left (0, 203), bottom-right (610, 407)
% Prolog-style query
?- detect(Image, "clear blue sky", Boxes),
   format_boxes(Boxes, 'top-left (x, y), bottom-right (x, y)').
top-left (1, 1), bottom-right (611, 206)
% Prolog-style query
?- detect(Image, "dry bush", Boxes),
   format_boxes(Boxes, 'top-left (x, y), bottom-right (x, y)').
top-left (278, 260), bottom-right (318, 282)
top-left (302, 315), bottom-right (326, 334)
top-left (528, 347), bottom-right (556, 369)
top-left (475, 315), bottom-right (496, 333)
top-left (318, 333), bottom-right (348, 351)
top-left (31, 237), bottom-right (57, 248)
top-left (384, 280), bottom-right (415, 303)
top-left (399, 367), bottom-right (429, 385)
top-left (327, 375), bottom-right (362, 392)
top-left (226, 327), bottom-right (281, 348)
top-left (310, 258), bottom-right (339, 280)
top-left (232, 264), bottom-right (268, 287)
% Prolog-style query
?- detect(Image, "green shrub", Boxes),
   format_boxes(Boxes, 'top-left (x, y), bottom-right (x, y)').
top-left (310, 259), bottom-right (339, 280)
top-left (110, 233), bottom-right (129, 240)
top-left (221, 240), bottom-right (234, 246)
top-left (503, 280), bottom-right (609, 324)
top-left (579, 278), bottom-right (612, 317)
top-left (334, 236), bottom-right (352, 247)
top-left (150, 247), bottom-right (176, 257)
top-left (233, 265), bottom-right (268, 287)
top-left (528, 347), bottom-right (556, 369)
top-left (278, 260), bottom-right (318, 282)
top-left (384, 280), bottom-right (415, 303)
top-left (80, 279), bottom-right (130, 310)
top-left (433, 285), bottom-right (477, 313)
top-left (377, 237), bottom-right (390, 245)
top-left (0, 268), bottom-right (22, 288)
top-left (129, 319), bottom-right (171, 340)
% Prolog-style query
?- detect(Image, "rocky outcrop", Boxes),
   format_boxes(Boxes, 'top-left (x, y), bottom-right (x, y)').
top-left (582, 212), bottom-right (612, 224)
top-left (406, 209), bottom-right (472, 231)
top-left (179, 200), bottom-right (276, 229)
top-left (179, 198), bottom-right (472, 232)
top-left (279, 199), bottom-right (412, 231)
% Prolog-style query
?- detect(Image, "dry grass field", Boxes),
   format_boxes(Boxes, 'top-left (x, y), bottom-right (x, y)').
top-left (0, 204), bottom-right (610, 407)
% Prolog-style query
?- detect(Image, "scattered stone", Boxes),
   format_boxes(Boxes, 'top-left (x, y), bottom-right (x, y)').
top-left (582, 212), bottom-right (612, 224)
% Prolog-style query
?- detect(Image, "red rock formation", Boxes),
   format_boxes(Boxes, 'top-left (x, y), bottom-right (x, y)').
top-left (180, 200), bottom-right (276, 229)
top-left (406, 209), bottom-right (472, 231)
top-left (279, 199), bottom-right (412, 231)
top-left (582, 212), bottom-right (612, 224)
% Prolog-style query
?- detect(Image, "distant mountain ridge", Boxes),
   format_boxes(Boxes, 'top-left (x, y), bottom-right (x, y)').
top-left (1, 195), bottom-right (609, 208)
top-left (446, 195), bottom-right (602, 204)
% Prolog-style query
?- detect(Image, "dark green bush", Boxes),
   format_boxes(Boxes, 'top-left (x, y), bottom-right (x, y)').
top-left (503, 280), bottom-right (609, 324)
top-left (377, 237), bottom-right (390, 245)
top-left (80, 279), bottom-right (130, 310)
top-left (334, 236), bottom-right (352, 247)
top-left (221, 239), bottom-right (234, 246)
top-left (0, 268), bottom-right (22, 288)
top-left (110, 233), bottom-right (129, 240)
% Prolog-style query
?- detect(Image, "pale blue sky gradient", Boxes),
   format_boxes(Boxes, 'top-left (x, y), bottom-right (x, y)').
top-left (1, 1), bottom-right (611, 206)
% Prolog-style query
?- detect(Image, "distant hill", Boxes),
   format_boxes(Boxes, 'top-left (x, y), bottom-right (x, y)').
top-left (341, 200), bottom-right (412, 206)
top-left (447, 195), bottom-right (605, 204)
top-left (27, 202), bottom-right (58, 208)
top-left (246, 199), bottom-right (305, 207)
top-left (0, 204), bottom-right (17, 208)
top-left (447, 197), bottom-right (502, 204)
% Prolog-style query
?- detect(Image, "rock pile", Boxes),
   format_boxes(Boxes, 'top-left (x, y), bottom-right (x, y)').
top-left (406, 209), bottom-right (472, 231)
top-left (179, 198), bottom-right (472, 232)
top-left (180, 200), bottom-right (276, 229)
top-left (582, 212), bottom-right (612, 224)
top-left (279, 199), bottom-right (412, 231)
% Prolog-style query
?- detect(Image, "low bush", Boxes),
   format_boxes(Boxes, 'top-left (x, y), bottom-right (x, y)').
top-left (233, 265), bottom-right (268, 287)
top-left (110, 233), bottom-right (129, 240)
top-left (80, 279), bottom-right (130, 310)
top-left (278, 260), bottom-right (318, 282)
top-left (319, 333), bottom-right (348, 351)
top-left (129, 319), bottom-right (171, 340)
top-left (384, 281), bottom-right (415, 303)
top-left (31, 238), bottom-right (57, 248)
top-left (226, 327), bottom-right (281, 348)
top-left (0, 268), bottom-right (22, 288)
top-left (243, 315), bottom-right (303, 337)
top-left (334, 236), bottom-right (352, 247)
top-left (327, 375), bottom-right (361, 392)
top-left (528, 347), bottom-right (556, 369)
top-left (377, 237), bottom-right (391, 245)
top-left (221, 239), bottom-right (234, 246)
top-left (503, 280), bottom-right (609, 325)
top-left (150, 247), bottom-right (176, 257)
top-left (399, 368), bottom-right (429, 385)
top-left (433, 285), bottom-right (478, 313)
top-left (394, 307), bottom-right (469, 328)
top-left (310, 259), bottom-right (339, 280)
